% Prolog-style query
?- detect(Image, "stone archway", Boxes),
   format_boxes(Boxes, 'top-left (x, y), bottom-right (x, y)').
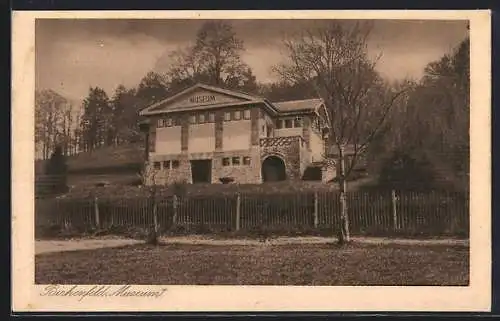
top-left (261, 155), bottom-right (287, 182)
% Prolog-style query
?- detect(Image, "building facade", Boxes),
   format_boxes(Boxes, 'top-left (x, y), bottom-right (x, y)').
top-left (139, 83), bottom-right (336, 184)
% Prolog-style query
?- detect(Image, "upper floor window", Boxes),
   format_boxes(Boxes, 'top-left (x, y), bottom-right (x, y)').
top-left (285, 119), bottom-right (293, 128)
top-left (243, 109), bottom-right (251, 120)
top-left (162, 160), bottom-right (171, 170)
top-left (153, 162), bottom-right (161, 170)
top-left (198, 113), bottom-right (206, 124)
top-left (233, 110), bottom-right (242, 121)
top-left (294, 117), bottom-right (302, 128)
top-left (222, 157), bottom-right (230, 166)
top-left (157, 119), bottom-right (164, 128)
top-left (165, 118), bottom-right (173, 127)
top-left (224, 111), bottom-right (231, 121)
top-left (243, 156), bottom-right (251, 165)
top-left (277, 119), bottom-right (284, 129)
top-left (208, 112), bottom-right (215, 123)
top-left (172, 160), bottom-right (180, 169)
top-left (189, 115), bottom-right (197, 124)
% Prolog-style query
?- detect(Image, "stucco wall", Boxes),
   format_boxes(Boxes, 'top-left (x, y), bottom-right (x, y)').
top-left (156, 127), bottom-right (182, 154)
top-left (222, 120), bottom-right (251, 151)
top-left (310, 130), bottom-right (324, 162)
top-left (275, 127), bottom-right (303, 137)
top-left (188, 123), bottom-right (215, 153)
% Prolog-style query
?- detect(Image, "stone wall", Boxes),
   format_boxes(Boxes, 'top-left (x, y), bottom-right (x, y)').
top-left (146, 153), bottom-right (192, 185)
top-left (321, 158), bottom-right (337, 183)
top-left (260, 136), bottom-right (303, 180)
top-left (211, 147), bottom-right (261, 184)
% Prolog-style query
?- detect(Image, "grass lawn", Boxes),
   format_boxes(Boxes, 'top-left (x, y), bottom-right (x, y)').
top-left (35, 243), bottom-right (469, 286)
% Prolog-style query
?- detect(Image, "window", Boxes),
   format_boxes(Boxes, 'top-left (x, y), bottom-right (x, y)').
top-left (224, 111), bottom-right (231, 121)
top-left (198, 113), bottom-right (206, 124)
top-left (232, 157), bottom-right (241, 166)
top-left (294, 117), bottom-right (302, 128)
top-left (157, 119), bottom-right (164, 128)
top-left (261, 125), bottom-right (265, 134)
top-left (233, 110), bottom-right (241, 120)
top-left (153, 162), bottom-right (161, 170)
top-left (285, 119), bottom-right (293, 128)
top-left (243, 109), bottom-right (251, 120)
top-left (222, 157), bottom-right (230, 166)
top-left (190, 115), bottom-right (197, 124)
top-left (165, 118), bottom-right (173, 127)
top-left (162, 160), bottom-right (171, 169)
top-left (243, 156), bottom-right (251, 165)
top-left (172, 160), bottom-right (180, 169)
top-left (277, 119), bottom-right (284, 129)
top-left (208, 112), bottom-right (215, 123)
top-left (171, 116), bottom-right (180, 126)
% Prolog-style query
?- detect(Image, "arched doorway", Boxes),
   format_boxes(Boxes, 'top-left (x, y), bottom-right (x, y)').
top-left (261, 156), bottom-right (287, 182)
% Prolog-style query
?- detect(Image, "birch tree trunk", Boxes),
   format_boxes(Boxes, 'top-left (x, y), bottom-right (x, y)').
top-left (337, 145), bottom-right (351, 244)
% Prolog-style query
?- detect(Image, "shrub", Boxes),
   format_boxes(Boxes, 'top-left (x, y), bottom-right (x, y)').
top-left (219, 177), bottom-right (235, 184)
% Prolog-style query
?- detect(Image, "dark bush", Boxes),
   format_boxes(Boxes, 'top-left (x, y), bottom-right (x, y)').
top-left (219, 177), bottom-right (235, 184)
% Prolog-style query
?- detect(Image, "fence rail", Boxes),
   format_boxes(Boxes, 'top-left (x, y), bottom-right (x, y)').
top-left (35, 190), bottom-right (469, 237)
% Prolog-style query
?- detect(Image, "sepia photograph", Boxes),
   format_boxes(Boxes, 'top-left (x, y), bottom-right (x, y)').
top-left (12, 10), bottom-right (491, 312)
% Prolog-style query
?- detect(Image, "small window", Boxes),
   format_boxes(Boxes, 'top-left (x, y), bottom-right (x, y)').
top-left (285, 119), bottom-right (293, 128)
top-left (243, 109), bottom-right (251, 120)
top-left (294, 117), bottom-right (302, 128)
top-left (171, 116), bottom-right (179, 126)
top-left (172, 160), bottom-right (180, 169)
top-left (277, 120), bottom-right (284, 129)
top-left (165, 118), bottom-right (173, 127)
top-left (233, 110), bottom-right (241, 120)
top-left (232, 157), bottom-right (241, 166)
top-left (198, 113), bottom-right (205, 123)
top-left (162, 160), bottom-right (171, 170)
top-left (243, 156), bottom-right (251, 165)
top-left (222, 158), bottom-right (230, 166)
top-left (224, 111), bottom-right (231, 121)
top-left (153, 162), bottom-right (161, 170)
top-left (208, 112), bottom-right (215, 123)
top-left (190, 115), bottom-right (197, 124)
top-left (157, 119), bottom-right (164, 128)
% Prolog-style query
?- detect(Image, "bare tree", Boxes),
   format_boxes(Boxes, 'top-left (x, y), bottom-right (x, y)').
top-left (159, 20), bottom-right (258, 93)
top-left (138, 162), bottom-right (160, 244)
top-left (274, 21), bottom-right (408, 245)
top-left (35, 90), bottom-right (73, 159)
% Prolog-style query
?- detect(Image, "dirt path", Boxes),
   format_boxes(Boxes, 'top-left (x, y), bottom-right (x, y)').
top-left (35, 239), bottom-right (143, 255)
top-left (160, 235), bottom-right (469, 246)
top-left (35, 236), bottom-right (469, 255)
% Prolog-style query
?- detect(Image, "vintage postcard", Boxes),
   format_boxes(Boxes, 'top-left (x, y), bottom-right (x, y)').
top-left (12, 10), bottom-right (491, 312)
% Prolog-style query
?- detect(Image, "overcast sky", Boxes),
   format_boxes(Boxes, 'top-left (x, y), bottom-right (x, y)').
top-left (36, 19), bottom-right (468, 103)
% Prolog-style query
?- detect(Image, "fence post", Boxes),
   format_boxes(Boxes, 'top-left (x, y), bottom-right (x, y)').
top-left (172, 194), bottom-right (178, 227)
top-left (391, 190), bottom-right (398, 230)
top-left (94, 196), bottom-right (100, 229)
top-left (313, 192), bottom-right (319, 228)
top-left (235, 193), bottom-right (241, 231)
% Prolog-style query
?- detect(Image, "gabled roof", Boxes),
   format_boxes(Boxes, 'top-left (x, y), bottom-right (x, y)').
top-left (139, 83), bottom-right (279, 116)
top-left (272, 98), bottom-right (325, 114)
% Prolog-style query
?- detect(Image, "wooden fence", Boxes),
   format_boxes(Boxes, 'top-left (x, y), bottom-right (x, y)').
top-left (35, 190), bottom-right (469, 237)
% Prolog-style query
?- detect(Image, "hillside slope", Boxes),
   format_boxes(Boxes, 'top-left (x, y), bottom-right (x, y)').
top-left (35, 143), bottom-right (145, 175)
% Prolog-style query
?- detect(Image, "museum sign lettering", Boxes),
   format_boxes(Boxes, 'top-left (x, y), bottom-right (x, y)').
top-left (189, 95), bottom-right (217, 104)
